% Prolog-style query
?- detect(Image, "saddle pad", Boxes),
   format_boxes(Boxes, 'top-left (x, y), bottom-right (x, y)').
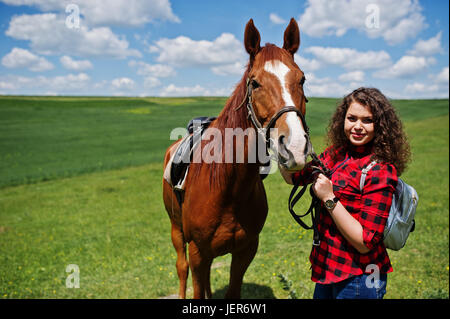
top-left (164, 116), bottom-right (217, 191)
top-left (163, 138), bottom-right (184, 187)
top-left (170, 133), bottom-right (198, 189)
top-left (163, 133), bottom-right (202, 191)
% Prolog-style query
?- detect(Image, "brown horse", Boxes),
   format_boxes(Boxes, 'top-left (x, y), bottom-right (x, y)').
top-left (162, 18), bottom-right (310, 299)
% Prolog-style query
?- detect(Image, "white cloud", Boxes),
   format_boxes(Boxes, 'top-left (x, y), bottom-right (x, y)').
top-left (0, 73), bottom-right (91, 92)
top-left (269, 13), bottom-right (287, 24)
top-left (51, 73), bottom-right (91, 90)
top-left (210, 62), bottom-right (246, 76)
top-left (128, 60), bottom-right (175, 77)
top-left (111, 77), bottom-right (135, 90)
top-left (60, 55), bottom-right (93, 71)
top-left (407, 32), bottom-right (444, 56)
top-left (305, 46), bottom-right (392, 70)
top-left (143, 77), bottom-right (161, 88)
top-left (302, 72), bottom-right (367, 97)
top-left (373, 55), bottom-right (435, 79)
top-left (303, 73), bottom-right (327, 85)
top-left (2, 47), bottom-right (53, 71)
top-left (160, 84), bottom-right (205, 97)
top-left (435, 66), bottom-right (449, 84)
top-left (79, 0), bottom-right (180, 26)
top-left (294, 54), bottom-right (322, 72)
top-left (404, 66), bottom-right (449, 98)
top-left (159, 84), bottom-right (231, 97)
top-left (0, 0), bottom-right (180, 26)
top-left (381, 10), bottom-right (426, 46)
top-left (303, 72), bottom-right (350, 97)
top-left (0, 81), bottom-right (16, 90)
top-left (305, 82), bottom-right (348, 98)
top-left (6, 13), bottom-right (141, 58)
top-left (298, 0), bottom-right (426, 45)
top-left (405, 82), bottom-right (439, 94)
top-left (150, 33), bottom-right (246, 75)
top-left (338, 71), bottom-right (365, 82)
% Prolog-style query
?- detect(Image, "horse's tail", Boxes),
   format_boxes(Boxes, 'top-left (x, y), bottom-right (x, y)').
top-left (163, 140), bottom-right (189, 298)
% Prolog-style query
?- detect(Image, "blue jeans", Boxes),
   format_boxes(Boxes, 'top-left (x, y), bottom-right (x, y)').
top-left (313, 273), bottom-right (387, 299)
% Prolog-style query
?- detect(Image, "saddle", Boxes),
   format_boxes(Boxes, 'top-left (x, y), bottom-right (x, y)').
top-left (169, 116), bottom-right (217, 205)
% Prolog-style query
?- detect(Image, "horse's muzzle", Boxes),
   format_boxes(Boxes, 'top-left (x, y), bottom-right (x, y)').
top-left (277, 134), bottom-right (308, 171)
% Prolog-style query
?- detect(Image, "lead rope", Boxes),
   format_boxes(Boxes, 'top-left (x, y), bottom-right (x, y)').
top-left (288, 151), bottom-right (330, 246)
top-left (288, 152), bottom-right (351, 246)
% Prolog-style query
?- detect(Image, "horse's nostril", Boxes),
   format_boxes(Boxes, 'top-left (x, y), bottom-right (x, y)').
top-left (277, 135), bottom-right (290, 161)
top-left (278, 135), bottom-right (286, 146)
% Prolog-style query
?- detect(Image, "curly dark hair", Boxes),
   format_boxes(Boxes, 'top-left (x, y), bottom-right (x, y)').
top-left (327, 87), bottom-right (411, 175)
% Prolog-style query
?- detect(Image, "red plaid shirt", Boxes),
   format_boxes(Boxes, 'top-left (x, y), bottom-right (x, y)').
top-left (292, 144), bottom-right (397, 284)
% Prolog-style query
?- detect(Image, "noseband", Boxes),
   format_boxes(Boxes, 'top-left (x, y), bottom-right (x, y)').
top-left (236, 77), bottom-right (312, 153)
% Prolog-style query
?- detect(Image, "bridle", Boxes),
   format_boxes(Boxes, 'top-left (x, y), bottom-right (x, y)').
top-left (236, 77), bottom-right (312, 154)
top-left (235, 73), bottom-right (333, 246)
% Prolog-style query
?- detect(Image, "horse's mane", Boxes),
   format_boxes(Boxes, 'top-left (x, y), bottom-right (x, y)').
top-left (189, 66), bottom-right (251, 187)
top-left (190, 44), bottom-right (286, 186)
top-left (214, 67), bottom-right (252, 134)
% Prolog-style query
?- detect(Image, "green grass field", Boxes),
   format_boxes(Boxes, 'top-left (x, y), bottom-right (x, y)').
top-left (0, 96), bottom-right (448, 299)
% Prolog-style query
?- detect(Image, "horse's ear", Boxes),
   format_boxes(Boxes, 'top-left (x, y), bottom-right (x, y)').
top-left (244, 19), bottom-right (261, 58)
top-left (283, 18), bottom-right (300, 56)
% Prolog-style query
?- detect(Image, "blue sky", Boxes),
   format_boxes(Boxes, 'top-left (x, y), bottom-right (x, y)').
top-left (0, 0), bottom-right (448, 98)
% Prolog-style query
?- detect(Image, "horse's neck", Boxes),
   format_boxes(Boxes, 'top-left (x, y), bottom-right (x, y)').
top-left (204, 79), bottom-right (264, 188)
top-left (213, 118), bottom-right (262, 188)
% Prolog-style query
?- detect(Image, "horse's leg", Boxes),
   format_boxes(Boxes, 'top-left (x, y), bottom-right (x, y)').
top-left (170, 223), bottom-right (188, 299)
top-left (188, 241), bottom-right (212, 299)
top-left (205, 260), bottom-right (213, 299)
top-left (225, 238), bottom-right (259, 299)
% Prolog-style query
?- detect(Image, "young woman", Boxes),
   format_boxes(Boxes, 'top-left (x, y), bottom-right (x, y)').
top-left (283, 87), bottom-right (410, 299)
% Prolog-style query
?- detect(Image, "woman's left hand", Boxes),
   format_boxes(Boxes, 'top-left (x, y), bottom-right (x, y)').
top-left (313, 173), bottom-right (335, 202)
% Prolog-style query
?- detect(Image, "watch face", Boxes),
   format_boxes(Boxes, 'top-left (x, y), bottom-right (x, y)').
top-left (325, 199), bottom-right (334, 210)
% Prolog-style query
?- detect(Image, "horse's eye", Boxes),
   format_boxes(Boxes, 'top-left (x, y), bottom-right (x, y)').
top-left (251, 79), bottom-right (260, 89)
top-left (300, 76), bottom-right (306, 86)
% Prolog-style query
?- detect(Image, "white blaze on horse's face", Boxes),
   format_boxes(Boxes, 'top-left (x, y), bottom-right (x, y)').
top-left (264, 60), bottom-right (308, 170)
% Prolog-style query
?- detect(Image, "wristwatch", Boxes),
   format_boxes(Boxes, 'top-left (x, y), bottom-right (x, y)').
top-left (324, 197), bottom-right (339, 211)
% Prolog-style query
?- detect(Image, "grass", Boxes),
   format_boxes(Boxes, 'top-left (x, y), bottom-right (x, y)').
top-left (0, 96), bottom-right (227, 188)
top-left (0, 96), bottom-right (448, 299)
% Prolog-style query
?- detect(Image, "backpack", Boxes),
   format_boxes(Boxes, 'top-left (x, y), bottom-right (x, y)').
top-left (360, 161), bottom-right (418, 251)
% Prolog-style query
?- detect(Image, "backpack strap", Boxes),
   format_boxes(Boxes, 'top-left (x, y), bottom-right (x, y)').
top-left (359, 160), bottom-right (377, 193)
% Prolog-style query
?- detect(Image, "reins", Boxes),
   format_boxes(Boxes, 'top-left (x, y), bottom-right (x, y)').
top-left (288, 154), bottom-right (349, 246)
top-left (287, 154), bottom-right (329, 246)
